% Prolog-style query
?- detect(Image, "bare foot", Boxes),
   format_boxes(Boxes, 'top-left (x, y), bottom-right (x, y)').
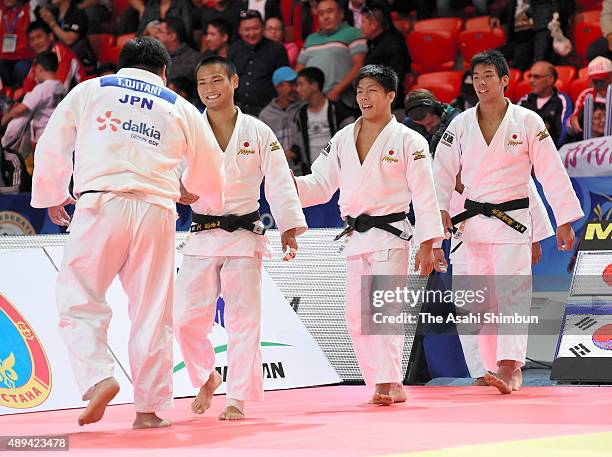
top-left (133, 412), bottom-right (171, 429)
top-left (484, 368), bottom-right (513, 394)
top-left (390, 383), bottom-right (407, 403)
top-left (511, 369), bottom-right (522, 391)
top-left (370, 383), bottom-right (393, 405)
top-left (218, 405), bottom-right (245, 420)
top-left (78, 377), bottom-right (120, 426)
top-left (191, 371), bottom-right (222, 414)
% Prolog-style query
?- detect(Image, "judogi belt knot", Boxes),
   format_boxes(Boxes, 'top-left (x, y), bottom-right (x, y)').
top-left (334, 212), bottom-right (412, 241)
top-left (452, 197), bottom-right (530, 233)
top-left (190, 210), bottom-right (265, 235)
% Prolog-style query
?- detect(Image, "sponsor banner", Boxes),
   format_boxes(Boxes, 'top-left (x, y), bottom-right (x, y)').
top-left (43, 245), bottom-right (339, 403)
top-left (558, 135), bottom-right (612, 177)
top-left (0, 249), bottom-right (133, 415)
top-left (578, 220), bottom-right (612, 251)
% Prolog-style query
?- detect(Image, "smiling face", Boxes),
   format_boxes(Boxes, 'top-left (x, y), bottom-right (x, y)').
top-left (472, 63), bottom-right (509, 103)
top-left (196, 62), bottom-right (238, 110)
top-left (356, 77), bottom-right (395, 121)
top-left (206, 24), bottom-right (228, 52)
top-left (239, 17), bottom-right (264, 47)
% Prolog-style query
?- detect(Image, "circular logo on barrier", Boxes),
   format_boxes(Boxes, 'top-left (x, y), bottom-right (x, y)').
top-left (593, 324), bottom-right (612, 351)
top-left (0, 211), bottom-right (35, 235)
top-left (0, 294), bottom-right (52, 409)
top-left (603, 263), bottom-right (612, 287)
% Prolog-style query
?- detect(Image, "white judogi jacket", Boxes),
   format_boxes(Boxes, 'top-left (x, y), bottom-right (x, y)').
top-left (434, 101), bottom-right (583, 244)
top-left (296, 116), bottom-right (444, 256)
top-left (181, 108), bottom-right (307, 257)
top-left (31, 68), bottom-right (224, 211)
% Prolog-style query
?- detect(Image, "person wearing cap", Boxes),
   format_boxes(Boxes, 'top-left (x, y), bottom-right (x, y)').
top-left (518, 61), bottom-right (572, 147)
top-left (404, 89), bottom-right (460, 154)
top-left (568, 56), bottom-right (612, 136)
top-left (228, 9), bottom-right (288, 116)
top-left (259, 66), bottom-right (303, 154)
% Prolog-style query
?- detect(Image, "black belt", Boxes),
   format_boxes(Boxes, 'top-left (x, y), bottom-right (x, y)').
top-left (79, 190), bottom-right (105, 196)
top-left (334, 212), bottom-right (412, 241)
top-left (452, 197), bottom-right (530, 233)
top-left (190, 210), bottom-right (264, 235)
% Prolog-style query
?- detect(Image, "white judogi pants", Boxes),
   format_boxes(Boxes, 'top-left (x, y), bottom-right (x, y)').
top-left (463, 242), bottom-right (532, 367)
top-left (174, 254), bottom-right (264, 401)
top-left (56, 193), bottom-right (175, 412)
top-left (345, 248), bottom-right (408, 387)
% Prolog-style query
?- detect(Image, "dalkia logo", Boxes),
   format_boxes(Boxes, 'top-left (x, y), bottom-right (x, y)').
top-left (0, 294), bottom-right (52, 409)
top-left (96, 111), bottom-right (161, 140)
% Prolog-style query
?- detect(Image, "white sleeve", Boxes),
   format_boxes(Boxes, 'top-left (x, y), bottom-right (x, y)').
top-left (295, 137), bottom-right (341, 208)
top-left (433, 117), bottom-right (461, 213)
top-left (180, 104), bottom-right (225, 212)
top-left (30, 83), bottom-right (81, 208)
top-left (528, 178), bottom-right (554, 242)
top-left (528, 113), bottom-right (583, 227)
top-left (261, 127), bottom-right (307, 235)
top-left (407, 133), bottom-right (445, 244)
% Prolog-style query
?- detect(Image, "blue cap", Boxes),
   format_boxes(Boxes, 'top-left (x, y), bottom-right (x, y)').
top-left (272, 66), bottom-right (297, 86)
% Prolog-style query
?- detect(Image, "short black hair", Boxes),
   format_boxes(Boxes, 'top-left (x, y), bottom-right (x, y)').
top-left (297, 67), bottom-right (325, 92)
top-left (27, 20), bottom-right (52, 35)
top-left (208, 17), bottom-right (232, 38)
top-left (362, 1), bottom-right (391, 30)
top-left (161, 17), bottom-right (187, 44)
top-left (470, 49), bottom-right (509, 79)
top-left (118, 36), bottom-right (171, 76)
top-left (34, 51), bottom-right (58, 72)
top-left (354, 64), bottom-right (398, 94)
top-left (97, 62), bottom-right (117, 76)
top-left (195, 55), bottom-right (237, 80)
top-left (238, 9), bottom-right (264, 24)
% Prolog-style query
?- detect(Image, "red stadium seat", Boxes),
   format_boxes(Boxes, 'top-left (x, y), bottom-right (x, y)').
top-left (407, 30), bottom-right (456, 74)
top-left (410, 82), bottom-right (458, 104)
top-left (573, 21), bottom-right (602, 61)
top-left (575, 9), bottom-right (602, 24)
top-left (416, 71), bottom-right (464, 95)
top-left (98, 45), bottom-right (122, 65)
top-left (555, 65), bottom-right (577, 87)
top-left (554, 79), bottom-right (567, 93)
top-left (116, 33), bottom-right (136, 47)
top-left (505, 68), bottom-right (522, 101)
top-left (569, 79), bottom-right (591, 102)
top-left (578, 66), bottom-right (589, 79)
top-left (465, 16), bottom-right (491, 30)
top-left (89, 34), bottom-right (116, 60)
top-left (413, 17), bottom-right (463, 41)
top-left (458, 28), bottom-right (506, 68)
top-left (513, 80), bottom-right (532, 102)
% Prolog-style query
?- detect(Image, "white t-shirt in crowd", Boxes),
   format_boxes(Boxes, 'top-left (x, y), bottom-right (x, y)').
top-left (22, 79), bottom-right (65, 142)
top-left (307, 99), bottom-right (331, 164)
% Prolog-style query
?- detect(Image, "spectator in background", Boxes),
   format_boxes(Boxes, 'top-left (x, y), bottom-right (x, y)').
top-left (343, 0), bottom-right (365, 28)
top-left (290, 66), bottom-right (354, 175)
top-left (0, 0), bottom-right (35, 87)
top-left (361, 1), bottom-right (408, 108)
top-left (136, 0), bottom-right (194, 38)
top-left (200, 0), bottom-right (243, 41)
top-left (452, 71), bottom-right (478, 112)
top-left (264, 16), bottom-right (299, 67)
top-left (587, 0), bottom-right (612, 61)
top-left (491, 0), bottom-right (575, 71)
top-left (22, 21), bottom-right (84, 95)
top-left (518, 61), bottom-right (572, 147)
top-left (259, 66), bottom-right (302, 154)
top-left (77, 0), bottom-right (112, 34)
top-left (1, 51), bottom-right (64, 149)
top-left (403, 88), bottom-right (460, 153)
top-left (201, 17), bottom-right (231, 56)
top-left (154, 17), bottom-right (201, 83)
top-left (228, 9), bottom-right (288, 115)
top-left (296, 0), bottom-right (367, 112)
top-left (243, 0), bottom-right (282, 22)
top-left (568, 56), bottom-right (612, 136)
top-left (590, 102), bottom-right (606, 137)
top-left (39, 0), bottom-right (97, 71)
top-left (168, 76), bottom-right (195, 102)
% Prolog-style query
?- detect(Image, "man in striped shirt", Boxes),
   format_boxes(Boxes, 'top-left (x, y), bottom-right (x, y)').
top-left (296, 0), bottom-right (366, 112)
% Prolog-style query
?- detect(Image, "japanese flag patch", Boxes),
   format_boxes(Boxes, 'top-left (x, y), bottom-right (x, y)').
top-left (382, 147), bottom-right (399, 163)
